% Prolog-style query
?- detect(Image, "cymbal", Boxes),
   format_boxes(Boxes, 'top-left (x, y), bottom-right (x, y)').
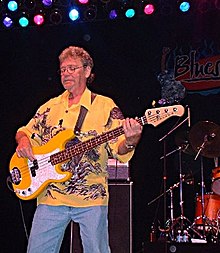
top-left (175, 130), bottom-right (195, 155)
top-left (189, 121), bottom-right (220, 158)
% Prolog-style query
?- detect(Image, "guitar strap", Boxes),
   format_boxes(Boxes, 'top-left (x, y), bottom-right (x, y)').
top-left (74, 92), bottom-right (96, 135)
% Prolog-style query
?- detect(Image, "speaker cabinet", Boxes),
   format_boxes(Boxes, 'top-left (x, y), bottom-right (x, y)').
top-left (108, 182), bottom-right (133, 253)
top-left (60, 182), bottom-right (133, 253)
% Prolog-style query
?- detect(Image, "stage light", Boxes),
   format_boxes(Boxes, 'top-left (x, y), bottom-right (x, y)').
top-left (3, 15), bottom-right (14, 28)
top-left (179, 1), bottom-right (190, 12)
top-left (7, 1), bottom-right (18, 12)
top-left (125, 8), bottom-right (135, 18)
top-left (19, 15), bottom-right (29, 27)
top-left (109, 9), bottom-right (118, 19)
top-left (50, 8), bottom-right (62, 24)
top-left (24, 0), bottom-right (36, 10)
top-left (42, 0), bottom-right (53, 7)
top-left (78, 0), bottom-right (89, 4)
top-left (144, 4), bottom-right (155, 15)
top-left (84, 5), bottom-right (97, 21)
top-left (33, 12), bottom-right (45, 25)
top-left (69, 8), bottom-right (80, 21)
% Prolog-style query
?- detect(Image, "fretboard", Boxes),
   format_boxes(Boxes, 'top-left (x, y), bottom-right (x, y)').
top-left (50, 116), bottom-right (146, 165)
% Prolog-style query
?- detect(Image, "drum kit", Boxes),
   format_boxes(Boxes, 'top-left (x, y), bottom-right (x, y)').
top-left (159, 120), bottom-right (220, 243)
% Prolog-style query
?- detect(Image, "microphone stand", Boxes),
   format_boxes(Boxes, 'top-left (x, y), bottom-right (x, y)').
top-left (158, 115), bottom-right (189, 235)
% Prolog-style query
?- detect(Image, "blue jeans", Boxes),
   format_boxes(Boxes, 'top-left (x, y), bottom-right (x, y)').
top-left (27, 204), bottom-right (111, 253)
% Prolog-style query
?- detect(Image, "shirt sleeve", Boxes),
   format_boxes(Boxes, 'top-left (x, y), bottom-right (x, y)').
top-left (103, 99), bottom-right (135, 163)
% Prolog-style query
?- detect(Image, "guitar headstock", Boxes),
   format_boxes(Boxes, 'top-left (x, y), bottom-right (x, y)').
top-left (144, 105), bottom-right (185, 127)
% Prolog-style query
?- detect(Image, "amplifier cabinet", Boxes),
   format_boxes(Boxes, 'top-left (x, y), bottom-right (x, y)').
top-left (60, 182), bottom-right (133, 253)
top-left (108, 182), bottom-right (133, 253)
top-left (107, 159), bottom-right (130, 181)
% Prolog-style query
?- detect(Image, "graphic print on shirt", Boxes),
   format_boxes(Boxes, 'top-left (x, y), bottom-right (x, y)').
top-left (32, 108), bottom-right (65, 145)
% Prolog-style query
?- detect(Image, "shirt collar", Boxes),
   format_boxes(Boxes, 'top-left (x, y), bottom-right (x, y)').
top-left (62, 88), bottom-right (93, 111)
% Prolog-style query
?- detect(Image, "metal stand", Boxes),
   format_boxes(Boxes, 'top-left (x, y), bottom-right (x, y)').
top-left (193, 136), bottom-right (209, 239)
top-left (175, 149), bottom-right (186, 231)
top-left (158, 110), bottom-right (190, 232)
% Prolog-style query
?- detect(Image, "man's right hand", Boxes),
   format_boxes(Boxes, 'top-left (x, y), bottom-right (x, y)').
top-left (15, 132), bottom-right (35, 161)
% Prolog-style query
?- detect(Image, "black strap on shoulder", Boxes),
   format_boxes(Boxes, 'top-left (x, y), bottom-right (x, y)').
top-left (74, 92), bottom-right (96, 135)
top-left (74, 106), bottom-right (88, 135)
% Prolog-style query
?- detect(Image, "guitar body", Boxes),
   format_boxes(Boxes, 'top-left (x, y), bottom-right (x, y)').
top-left (9, 130), bottom-right (74, 200)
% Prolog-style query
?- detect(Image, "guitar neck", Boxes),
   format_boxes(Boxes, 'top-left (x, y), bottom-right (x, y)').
top-left (50, 116), bottom-right (146, 165)
top-left (50, 104), bottom-right (185, 166)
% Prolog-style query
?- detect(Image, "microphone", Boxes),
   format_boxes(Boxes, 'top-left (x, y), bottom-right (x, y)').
top-left (187, 106), bottom-right (191, 128)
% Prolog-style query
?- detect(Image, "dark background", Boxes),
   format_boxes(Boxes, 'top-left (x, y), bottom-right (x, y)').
top-left (1, 4), bottom-right (220, 253)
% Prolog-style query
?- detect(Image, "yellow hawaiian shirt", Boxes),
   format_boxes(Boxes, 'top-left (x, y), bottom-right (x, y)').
top-left (18, 88), bottom-right (134, 207)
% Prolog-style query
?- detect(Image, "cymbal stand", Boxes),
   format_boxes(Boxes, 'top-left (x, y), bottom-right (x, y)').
top-left (194, 137), bottom-right (208, 239)
top-left (178, 148), bottom-right (185, 230)
top-left (170, 147), bottom-right (193, 240)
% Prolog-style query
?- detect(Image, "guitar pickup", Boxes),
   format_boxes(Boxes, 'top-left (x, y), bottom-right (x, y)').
top-left (30, 159), bottom-right (38, 177)
top-left (11, 167), bottom-right (21, 185)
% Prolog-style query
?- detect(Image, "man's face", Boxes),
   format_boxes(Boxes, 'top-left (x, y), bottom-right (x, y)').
top-left (60, 57), bottom-right (91, 93)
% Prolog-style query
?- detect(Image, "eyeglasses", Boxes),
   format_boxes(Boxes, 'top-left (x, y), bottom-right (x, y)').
top-left (58, 65), bottom-right (86, 75)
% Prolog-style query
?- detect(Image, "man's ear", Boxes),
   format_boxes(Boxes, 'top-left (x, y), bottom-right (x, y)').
top-left (85, 66), bottom-right (92, 78)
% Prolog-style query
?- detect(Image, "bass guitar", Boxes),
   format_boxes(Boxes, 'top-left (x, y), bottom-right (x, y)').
top-left (9, 105), bottom-right (184, 200)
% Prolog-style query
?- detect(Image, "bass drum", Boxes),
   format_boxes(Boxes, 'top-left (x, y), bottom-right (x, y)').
top-left (194, 193), bottom-right (220, 225)
top-left (212, 167), bottom-right (220, 195)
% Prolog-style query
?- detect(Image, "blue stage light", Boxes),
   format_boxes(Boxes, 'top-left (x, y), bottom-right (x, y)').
top-left (8, 1), bottom-right (18, 11)
top-left (125, 8), bottom-right (135, 18)
top-left (179, 1), bottom-right (190, 12)
top-left (19, 16), bottom-right (29, 27)
top-left (42, 0), bottom-right (53, 7)
top-left (3, 15), bottom-right (14, 28)
top-left (109, 9), bottom-right (118, 19)
top-left (69, 8), bottom-right (80, 21)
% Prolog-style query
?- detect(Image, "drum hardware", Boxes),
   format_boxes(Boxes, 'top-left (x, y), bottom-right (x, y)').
top-left (174, 130), bottom-right (195, 156)
top-left (169, 130), bottom-right (195, 241)
top-left (148, 173), bottom-right (194, 242)
top-left (212, 158), bottom-right (220, 195)
top-left (189, 121), bottom-right (220, 159)
top-left (190, 192), bottom-right (220, 242)
top-left (189, 121), bottom-right (220, 240)
top-left (155, 111), bottom-right (194, 242)
top-left (158, 107), bottom-right (190, 233)
top-left (212, 167), bottom-right (220, 195)
top-left (148, 180), bottom-right (180, 241)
